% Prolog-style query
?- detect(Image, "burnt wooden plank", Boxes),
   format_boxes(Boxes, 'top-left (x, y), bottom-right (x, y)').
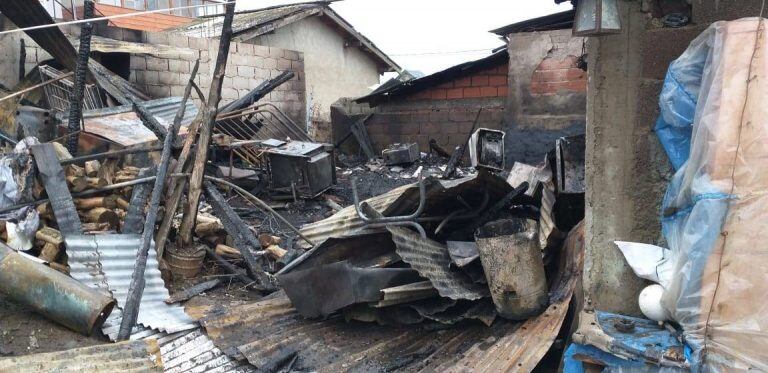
top-left (122, 167), bottom-right (155, 235)
top-left (30, 144), bottom-right (82, 235)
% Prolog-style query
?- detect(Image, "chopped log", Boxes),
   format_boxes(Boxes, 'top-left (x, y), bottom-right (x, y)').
top-left (196, 220), bottom-right (223, 237)
top-left (39, 242), bottom-right (60, 262)
top-left (265, 245), bottom-right (286, 260)
top-left (35, 227), bottom-right (63, 247)
top-left (52, 142), bottom-right (73, 161)
top-left (84, 160), bottom-right (100, 177)
top-left (36, 202), bottom-right (54, 220)
top-left (114, 172), bottom-right (137, 184)
top-left (116, 197), bottom-right (130, 210)
top-left (66, 175), bottom-right (88, 192)
top-left (215, 244), bottom-right (241, 259)
top-left (258, 234), bottom-right (282, 248)
top-left (83, 207), bottom-right (119, 227)
top-left (97, 158), bottom-right (117, 184)
top-left (74, 195), bottom-right (118, 210)
top-left (65, 164), bottom-right (86, 177)
top-left (82, 222), bottom-right (110, 232)
top-left (85, 177), bottom-right (107, 189)
top-left (165, 279), bottom-right (222, 304)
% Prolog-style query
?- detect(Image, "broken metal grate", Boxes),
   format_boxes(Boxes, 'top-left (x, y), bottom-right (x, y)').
top-left (38, 65), bottom-right (104, 112)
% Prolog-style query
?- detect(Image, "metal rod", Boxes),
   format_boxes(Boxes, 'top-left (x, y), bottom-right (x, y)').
top-left (352, 173), bottom-right (426, 223)
top-left (204, 175), bottom-right (315, 246)
top-left (0, 72), bottom-right (74, 103)
top-left (60, 145), bottom-right (164, 165)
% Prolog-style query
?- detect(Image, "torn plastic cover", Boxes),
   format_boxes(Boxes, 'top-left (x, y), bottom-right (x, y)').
top-left (614, 241), bottom-right (674, 287)
top-left (653, 22), bottom-right (711, 170)
top-left (660, 19), bottom-right (768, 371)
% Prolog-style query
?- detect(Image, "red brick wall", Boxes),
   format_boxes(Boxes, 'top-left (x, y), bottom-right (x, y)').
top-left (339, 62), bottom-right (508, 157)
top-left (404, 63), bottom-right (509, 101)
top-left (529, 55), bottom-right (586, 95)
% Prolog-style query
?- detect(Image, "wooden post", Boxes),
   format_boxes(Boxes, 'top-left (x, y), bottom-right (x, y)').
top-left (117, 58), bottom-right (199, 341)
top-left (66, 0), bottom-right (94, 156)
top-left (177, 1), bottom-right (236, 248)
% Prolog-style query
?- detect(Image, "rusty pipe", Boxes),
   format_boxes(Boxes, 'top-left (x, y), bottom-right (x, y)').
top-left (0, 244), bottom-right (116, 335)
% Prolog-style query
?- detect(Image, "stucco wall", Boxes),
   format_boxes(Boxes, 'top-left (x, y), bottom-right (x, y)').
top-left (505, 29), bottom-right (586, 164)
top-left (247, 16), bottom-right (383, 142)
top-left (583, 0), bottom-right (765, 316)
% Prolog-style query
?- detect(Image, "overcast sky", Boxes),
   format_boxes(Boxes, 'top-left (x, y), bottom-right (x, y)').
top-left (236, 0), bottom-right (572, 75)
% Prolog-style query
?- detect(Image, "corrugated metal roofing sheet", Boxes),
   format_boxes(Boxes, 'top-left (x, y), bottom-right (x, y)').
top-left (297, 171), bottom-right (513, 249)
top-left (0, 339), bottom-right (163, 372)
top-left (65, 234), bottom-right (197, 338)
top-left (198, 289), bottom-right (579, 372)
top-left (387, 226), bottom-right (489, 301)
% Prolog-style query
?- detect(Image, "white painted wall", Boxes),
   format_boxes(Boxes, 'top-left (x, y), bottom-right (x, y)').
top-left (248, 16), bottom-right (383, 125)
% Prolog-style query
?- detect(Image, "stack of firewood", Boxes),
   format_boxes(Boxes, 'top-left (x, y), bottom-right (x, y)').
top-left (192, 212), bottom-right (286, 262)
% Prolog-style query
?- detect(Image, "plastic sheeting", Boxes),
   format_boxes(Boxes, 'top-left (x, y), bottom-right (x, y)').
top-left (660, 18), bottom-right (768, 371)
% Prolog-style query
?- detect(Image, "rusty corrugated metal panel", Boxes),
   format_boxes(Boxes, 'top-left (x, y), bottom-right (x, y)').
top-left (387, 226), bottom-right (489, 301)
top-left (439, 221), bottom-right (584, 372)
top-left (0, 339), bottom-right (163, 372)
top-left (199, 294), bottom-right (526, 372)
top-left (297, 171), bottom-right (513, 249)
top-left (200, 223), bottom-right (585, 372)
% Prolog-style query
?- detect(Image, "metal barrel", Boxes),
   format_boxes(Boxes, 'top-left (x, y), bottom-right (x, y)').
top-left (475, 218), bottom-right (548, 320)
top-left (0, 244), bottom-right (116, 335)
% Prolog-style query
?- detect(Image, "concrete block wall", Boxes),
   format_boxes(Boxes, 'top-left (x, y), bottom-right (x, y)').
top-left (505, 28), bottom-right (587, 164)
top-left (365, 98), bottom-right (504, 155)
top-left (0, 32), bottom-right (53, 88)
top-left (346, 63), bottom-right (507, 155)
top-left (124, 28), bottom-right (306, 126)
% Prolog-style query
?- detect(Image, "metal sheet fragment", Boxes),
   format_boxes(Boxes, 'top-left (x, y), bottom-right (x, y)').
top-left (387, 226), bottom-right (489, 300)
top-left (0, 339), bottom-right (163, 372)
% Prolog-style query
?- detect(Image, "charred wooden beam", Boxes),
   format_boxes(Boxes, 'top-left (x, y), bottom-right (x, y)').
top-left (203, 181), bottom-right (274, 291)
top-left (204, 246), bottom-right (258, 288)
top-left (60, 145), bottom-right (164, 166)
top-left (177, 2), bottom-right (236, 248)
top-left (18, 38), bottom-right (25, 82)
top-left (117, 60), bottom-right (198, 341)
top-left (30, 143), bottom-right (82, 235)
top-left (122, 167), bottom-right (155, 235)
top-left (66, 0), bottom-right (94, 156)
top-left (165, 279), bottom-right (221, 304)
top-left (217, 70), bottom-right (295, 115)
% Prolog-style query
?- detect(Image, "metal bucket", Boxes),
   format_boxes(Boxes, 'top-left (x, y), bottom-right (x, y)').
top-left (0, 244), bottom-right (116, 335)
top-left (165, 245), bottom-right (206, 279)
top-left (475, 218), bottom-right (548, 320)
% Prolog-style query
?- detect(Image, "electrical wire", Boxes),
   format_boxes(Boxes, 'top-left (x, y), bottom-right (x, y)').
top-left (0, 1), bottom-right (237, 36)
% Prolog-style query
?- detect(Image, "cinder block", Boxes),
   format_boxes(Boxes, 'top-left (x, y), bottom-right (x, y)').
top-left (142, 70), bottom-right (160, 84)
top-left (188, 37), bottom-right (208, 51)
top-left (277, 59), bottom-right (292, 70)
top-left (419, 122), bottom-right (441, 135)
top-left (145, 32), bottom-right (169, 46)
top-left (237, 65), bottom-right (255, 77)
top-left (284, 50), bottom-right (300, 61)
top-left (268, 47), bottom-right (284, 58)
top-left (221, 87), bottom-right (238, 100)
top-left (236, 42), bottom-right (254, 55)
top-left (146, 84), bottom-right (170, 98)
top-left (263, 58), bottom-right (277, 69)
top-left (252, 44), bottom-right (270, 56)
top-left (158, 72), bottom-right (180, 85)
top-left (146, 57), bottom-right (168, 71)
top-left (169, 60), bottom-right (190, 73)
top-left (233, 77), bottom-right (250, 90)
top-left (130, 56), bottom-right (147, 70)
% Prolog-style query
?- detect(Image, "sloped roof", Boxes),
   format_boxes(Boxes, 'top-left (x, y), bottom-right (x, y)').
top-left (490, 9), bottom-right (575, 35)
top-left (176, 2), bottom-right (400, 72)
top-left (356, 49), bottom-right (509, 105)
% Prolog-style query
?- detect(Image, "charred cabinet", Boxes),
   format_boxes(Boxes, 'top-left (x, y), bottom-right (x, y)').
top-left (266, 141), bottom-right (336, 198)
